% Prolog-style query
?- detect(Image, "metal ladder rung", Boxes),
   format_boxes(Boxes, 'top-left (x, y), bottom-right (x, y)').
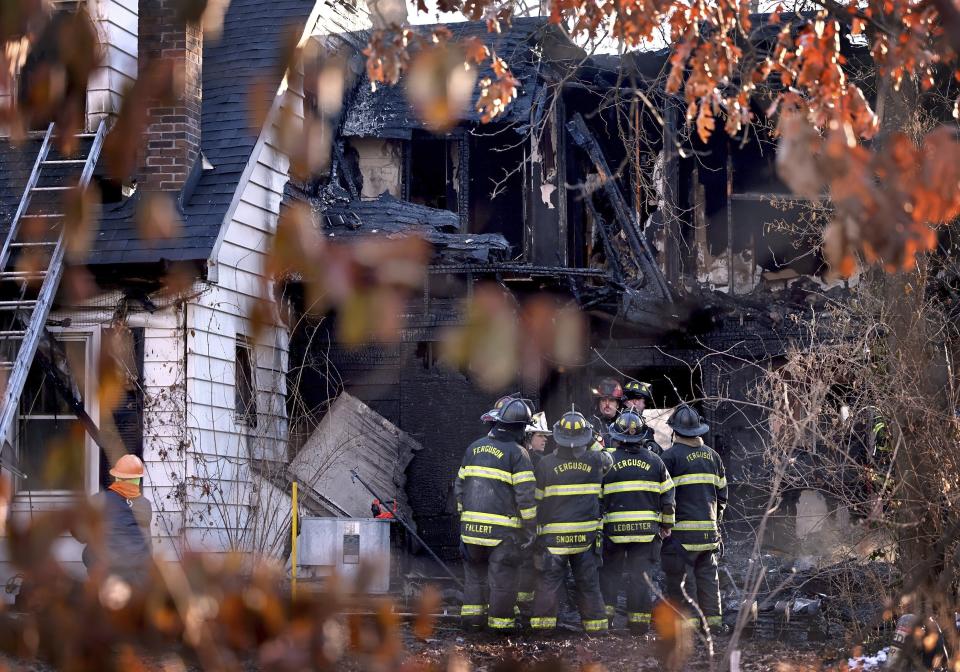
top-left (0, 331), bottom-right (26, 338)
top-left (0, 301), bottom-right (38, 309)
top-left (42, 159), bottom-right (87, 165)
top-left (9, 242), bottom-right (58, 248)
top-left (0, 363), bottom-right (13, 370)
top-left (0, 271), bottom-right (48, 279)
top-left (30, 186), bottom-right (71, 192)
top-left (21, 213), bottom-right (64, 219)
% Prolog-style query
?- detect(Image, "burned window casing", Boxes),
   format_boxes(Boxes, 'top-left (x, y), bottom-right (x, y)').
top-left (406, 132), bottom-right (462, 217)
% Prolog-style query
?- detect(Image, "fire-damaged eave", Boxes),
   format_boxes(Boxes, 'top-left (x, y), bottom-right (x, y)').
top-left (318, 193), bottom-right (511, 265)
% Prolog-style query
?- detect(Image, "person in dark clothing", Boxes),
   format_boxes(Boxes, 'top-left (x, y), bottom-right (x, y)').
top-left (531, 410), bottom-right (611, 635)
top-left (75, 454), bottom-right (153, 585)
top-left (517, 411), bottom-right (551, 614)
top-left (622, 380), bottom-right (663, 456)
top-left (591, 378), bottom-right (623, 449)
top-left (660, 405), bottom-right (728, 634)
top-left (455, 398), bottom-right (537, 633)
top-left (600, 411), bottom-right (675, 633)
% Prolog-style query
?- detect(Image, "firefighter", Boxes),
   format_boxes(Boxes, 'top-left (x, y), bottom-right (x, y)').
top-left (600, 411), bottom-right (675, 633)
top-left (660, 404), bottom-right (728, 633)
top-left (622, 380), bottom-right (663, 456)
top-left (517, 411), bottom-right (552, 615)
top-left (530, 410), bottom-right (611, 635)
top-left (591, 378), bottom-right (624, 449)
top-left (455, 398), bottom-right (537, 633)
top-left (524, 412), bottom-right (551, 462)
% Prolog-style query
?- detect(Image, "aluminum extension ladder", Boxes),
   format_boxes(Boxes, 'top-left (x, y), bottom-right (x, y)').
top-left (0, 120), bottom-right (106, 450)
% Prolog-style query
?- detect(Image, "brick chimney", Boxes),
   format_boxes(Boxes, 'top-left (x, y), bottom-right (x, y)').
top-left (138, 0), bottom-right (202, 193)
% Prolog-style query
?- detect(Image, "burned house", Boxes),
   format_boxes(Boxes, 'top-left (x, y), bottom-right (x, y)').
top-left (287, 15), bottom-right (860, 558)
top-left (0, 0), bottom-right (860, 594)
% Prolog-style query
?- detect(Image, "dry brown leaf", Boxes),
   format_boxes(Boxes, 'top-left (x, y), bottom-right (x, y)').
top-left (103, 58), bottom-right (180, 181)
top-left (63, 183), bottom-right (100, 263)
top-left (412, 585), bottom-right (441, 640)
top-left (406, 43), bottom-right (477, 133)
top-left (776, 113), bottom-right (825, 199)
top-left (136, 192), bottom-right (182, 244)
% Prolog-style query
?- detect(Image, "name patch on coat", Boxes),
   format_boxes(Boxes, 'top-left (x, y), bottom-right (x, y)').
top-left (613, 458), bottom-right (650, 471)
top-left (473, 445), bottom-right (504, 459)
top-left (686, 450), bottom-right (712, 463)
top-left (554, 461), bottom-right (592, 475)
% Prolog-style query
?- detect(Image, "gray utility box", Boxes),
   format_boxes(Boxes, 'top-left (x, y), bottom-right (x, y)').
top-left (298, 517), bottom-right (392, 593)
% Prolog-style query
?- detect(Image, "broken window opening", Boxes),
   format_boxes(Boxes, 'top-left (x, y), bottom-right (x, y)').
top-left (407, 133), bottom-right (460, 215)
top-left (235, 335), bottom-right (258, 429)
top-left (468, 130), bottom-right (526, 256)
top-left (415, 341), bottom-right (437, 370)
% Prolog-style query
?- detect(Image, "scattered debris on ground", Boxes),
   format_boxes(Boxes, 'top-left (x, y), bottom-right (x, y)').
top-left (847, 646), bottom-right (890, 671)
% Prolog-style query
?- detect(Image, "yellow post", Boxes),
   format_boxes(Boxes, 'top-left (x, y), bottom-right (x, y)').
top-left (291, 481), bottom-right (298, 599)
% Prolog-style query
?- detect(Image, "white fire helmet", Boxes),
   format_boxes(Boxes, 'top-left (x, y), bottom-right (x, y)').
top-left (525, 412), bottom-right (551, 435)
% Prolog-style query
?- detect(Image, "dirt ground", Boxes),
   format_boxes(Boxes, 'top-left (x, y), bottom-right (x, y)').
top-left (401, 622), bottom-right (838, 672)
top-left (0, 621), bottom-right (857, 671)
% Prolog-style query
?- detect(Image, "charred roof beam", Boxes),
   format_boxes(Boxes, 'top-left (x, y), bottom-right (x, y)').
top-left (566, 113), bottom-right (672, 301)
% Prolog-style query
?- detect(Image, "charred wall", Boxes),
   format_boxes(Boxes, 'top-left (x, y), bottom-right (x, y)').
top-left (288, 302), bottom-right (806, 557)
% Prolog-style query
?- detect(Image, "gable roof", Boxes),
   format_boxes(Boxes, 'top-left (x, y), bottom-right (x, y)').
top-left (91, 0), bottom-right (323, 267)
top-left (0, 0), bottom-right (325, 269)
top-left (340, 17), bottom-right (581, 139)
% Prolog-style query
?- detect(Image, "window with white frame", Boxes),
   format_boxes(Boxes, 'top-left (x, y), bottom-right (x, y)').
top-left (15, 332), bottom-right (95, 494)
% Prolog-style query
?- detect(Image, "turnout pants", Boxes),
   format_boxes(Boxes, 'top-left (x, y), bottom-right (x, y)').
top-left (531, 549), bottom-right (608, 634)
top-left (516, 554), bottom-right (537, 616)
top-left (460, 540), bottom-right (520, 632)
top-left (600, 539), bottom-right (661, 630)
top-left (661, 545), bottom-right (722, 630)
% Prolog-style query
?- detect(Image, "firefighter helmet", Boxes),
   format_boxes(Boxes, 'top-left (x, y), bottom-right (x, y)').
top-left (667, 404), bottom-right (710, 437)
top-left (592, 377), bottom-right (624, 400)
top-left (608, 411), bottom-right (647, 443)
top-left (624, 380), bottom-right (653, 402)
top-left (481, 394), bottom-right (516, 423)
top-left (553, 411), bottom-right (594, 448)
top-left (496, 398), bottom-right (533, 426)
top-left (525, 411), bottom-right (551, 435)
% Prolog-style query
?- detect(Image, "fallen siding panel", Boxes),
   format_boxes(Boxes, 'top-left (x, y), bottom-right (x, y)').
top-left (289, 392), bottom-right (422, 520)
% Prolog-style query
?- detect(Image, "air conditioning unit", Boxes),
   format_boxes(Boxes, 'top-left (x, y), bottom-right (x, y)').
top-left (297, 517), bottom-right (392, 593)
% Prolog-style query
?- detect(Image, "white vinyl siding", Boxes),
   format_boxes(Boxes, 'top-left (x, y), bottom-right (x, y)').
top-left (87, 0), bottom-right (138, 129)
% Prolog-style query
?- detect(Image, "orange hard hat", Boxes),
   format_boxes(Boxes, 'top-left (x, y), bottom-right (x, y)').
top-left (110, 454), bottom-right (144, 479)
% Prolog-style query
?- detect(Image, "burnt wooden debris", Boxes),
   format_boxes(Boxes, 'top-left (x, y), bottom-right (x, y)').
top-left (566, 113), bottom-right (669, 301)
